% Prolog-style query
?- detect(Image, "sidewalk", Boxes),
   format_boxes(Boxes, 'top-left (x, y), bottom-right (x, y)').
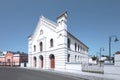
top-left (59, 69), bottom-right (120, 80)
top-left (23, 67), bottom-right (119, 80)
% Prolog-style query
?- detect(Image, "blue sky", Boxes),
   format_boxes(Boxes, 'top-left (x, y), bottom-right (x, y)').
top-left (0, 0), bottom-right (120, 56)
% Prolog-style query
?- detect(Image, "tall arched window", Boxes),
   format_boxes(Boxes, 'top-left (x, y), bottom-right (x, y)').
top-left (40, 42), bottom-right (43, 51)
top-left (34, 56), bottom-right (37, 67)
top-left (34, 45), bottom-right (36, 52)
top-left (50, 39), bottom-right (53, 47)
top-left (67, 38), bottom-right (70, 49)
top-left (67, 54), bottom-right (70, 62)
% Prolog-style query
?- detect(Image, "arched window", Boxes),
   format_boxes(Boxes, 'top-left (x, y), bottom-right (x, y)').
top-left (39, 55), bottom-right (43, 68)
top-left (67, 38), bottom-right (70, 49)
top-left (67, 54), bottom-right (70, 62)
top-left (40, 42), bottom-right (43, 51)
top-left (34, 45), bottom-right (36, 52)
top-left (50, 39), bottom-right (53, 47)
top-left (34, 56), bottom-right (37, 67)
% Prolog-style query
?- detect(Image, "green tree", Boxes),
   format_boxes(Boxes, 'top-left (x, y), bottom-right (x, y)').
top-left (91, 55), bottom-right (97, 60)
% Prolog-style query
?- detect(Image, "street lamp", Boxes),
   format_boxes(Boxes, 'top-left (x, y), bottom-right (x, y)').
top-left (96, 52), bottom-right (100, 64)
top-left (100, 48), bottom-right (104, 66)
top-left (109, 35), bottom-right (119, 63)
top-left (100, 48), bottom-right (104, 61)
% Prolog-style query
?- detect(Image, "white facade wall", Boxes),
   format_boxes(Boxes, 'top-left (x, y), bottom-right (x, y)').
top-left (66, 63), bottom-right (82, 71)
top-left (28, 12), bottom-right (89, 71)
top-left (67, 33), bottom-right (89, 64)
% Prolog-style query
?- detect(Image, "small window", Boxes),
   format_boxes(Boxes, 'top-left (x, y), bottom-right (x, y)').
top-left (40, 29), bottom-right (43, 35)
top-left (50, 39), bottom-right (53, 47)
top-left (40, 42), bottom-right (43, 51)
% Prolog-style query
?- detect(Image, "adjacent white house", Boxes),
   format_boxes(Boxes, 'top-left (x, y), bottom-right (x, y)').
top-left (28, 12), bottom-right (89, 71)
top-left (115, 51), bottom-right (120, 66)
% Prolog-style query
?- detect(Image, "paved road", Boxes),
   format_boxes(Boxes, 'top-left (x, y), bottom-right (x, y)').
top-left (0, 67), bottom-right (86, 80)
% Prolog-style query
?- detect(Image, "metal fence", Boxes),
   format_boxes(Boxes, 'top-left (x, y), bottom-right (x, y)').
top-left (82, 63), bottom-right (104, 74)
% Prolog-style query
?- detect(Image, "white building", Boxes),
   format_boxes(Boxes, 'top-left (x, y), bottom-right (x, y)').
top-left (115, 52), bottom-right (120, 66)
top-left (28, 12), bottom-right (89, 71)
top-left (0, 51), bottom-right (7, 56)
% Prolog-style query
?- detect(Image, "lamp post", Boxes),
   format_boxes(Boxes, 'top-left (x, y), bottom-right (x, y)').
top-left (100, 48), bottom-right (104, 66)
top-left (100, 48), bottom-right (104, 61)
top-left (109, 36), bottom-right (119, 63)
top-left (96, 52), bottom-right (100, 64)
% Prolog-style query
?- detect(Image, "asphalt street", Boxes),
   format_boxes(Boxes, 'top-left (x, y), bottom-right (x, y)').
top-left (0, 67), bottom-right (87, 80)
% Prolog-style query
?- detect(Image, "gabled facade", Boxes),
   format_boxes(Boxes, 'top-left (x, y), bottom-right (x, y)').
top-left (28, 12), bottom-right (89, 70)
top-left (0, 51), bottom-right (28, 67)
